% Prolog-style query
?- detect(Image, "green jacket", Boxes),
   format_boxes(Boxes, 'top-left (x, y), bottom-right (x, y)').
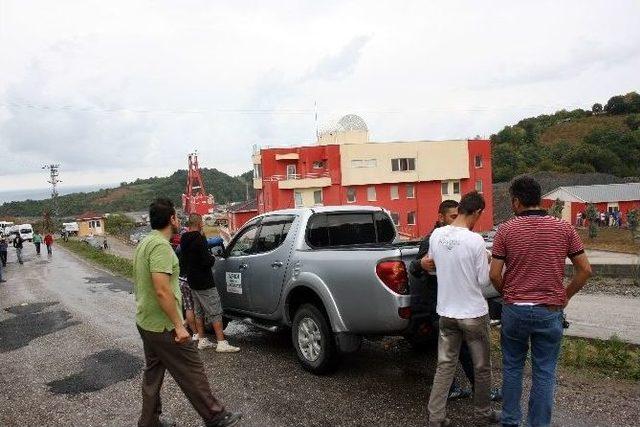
top-left (33, 234), bottom-right (42, 243)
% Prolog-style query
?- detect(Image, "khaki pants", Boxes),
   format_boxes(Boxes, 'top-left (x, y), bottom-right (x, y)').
top-left (137, 325), bottom-right (225, 427)
top-left (428, 314), bottom-right (492, 424)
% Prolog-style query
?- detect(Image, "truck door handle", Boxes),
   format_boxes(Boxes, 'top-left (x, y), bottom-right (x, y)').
top-left (239, 264), bottom-right (248, 270)
top-left (271, 261), bottom-right (283, 268)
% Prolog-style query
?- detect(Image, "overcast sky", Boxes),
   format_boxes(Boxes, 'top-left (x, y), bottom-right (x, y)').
top-left (1, 0), bottom-right (639, 191)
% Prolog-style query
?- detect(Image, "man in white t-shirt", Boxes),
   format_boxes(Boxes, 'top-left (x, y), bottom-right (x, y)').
top-left (426, 191), bottom-right (500, 427)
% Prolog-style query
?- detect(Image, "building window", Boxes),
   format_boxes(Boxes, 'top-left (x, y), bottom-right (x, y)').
top-left (407, 211), bottom-right (416, 225)
top-left (475, 155), bottom-right (483, 168)
top-left (286, 164), bottom-right (297, 179)
top-left (313, 160), bottom-right (326, 169)
top-left (391, 212), bottom-right (400, 226)
top-left (391, 158), bottom-right (416, 171)
top-left (406, 184), bottom-right (415, 199)
top-left (475, 179), bottom-right (483, 193)
top-left (346, 187), bottom-right (356, 203)
top-left (441, 182), bottom-right (449, 195)
top-left (390, 185), bottom-right (399, 200)
top-left (313, 189), bottom-right (323, 205)
top-left (367, 186), bottom-right (377, 201)
top-left (351, 159), bottom-right (377, 168)
top-left (253, 164), bottom-right (262, 179)
top-left (453, 181), bottom-right (460, 194)
top-left (294, 191), bottom-right (303, 207)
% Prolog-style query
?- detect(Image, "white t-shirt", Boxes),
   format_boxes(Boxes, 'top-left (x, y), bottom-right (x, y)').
top-left (428, 225), bottom-right (490, 319)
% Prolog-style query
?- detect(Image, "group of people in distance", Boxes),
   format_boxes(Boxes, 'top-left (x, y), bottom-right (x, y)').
top-left (131, 174), bottom-right (592, 427)
top-left (0, 231), bottom-right (54, 284)
top-left (419, 176), bottom-right (591, 427)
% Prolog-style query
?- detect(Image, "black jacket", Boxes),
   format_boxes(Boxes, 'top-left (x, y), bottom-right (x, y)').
top-left (13, 236), bottom-right (24, 249)
top-left (179, 231), bottom-right (215, 290)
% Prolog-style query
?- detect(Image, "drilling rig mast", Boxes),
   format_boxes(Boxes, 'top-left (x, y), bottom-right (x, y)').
top-left (182, 152), bottom-right (215, 216)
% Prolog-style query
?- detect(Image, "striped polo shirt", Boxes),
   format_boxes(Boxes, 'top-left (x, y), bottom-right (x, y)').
top-left (492, 210), bottom-right (585, 306)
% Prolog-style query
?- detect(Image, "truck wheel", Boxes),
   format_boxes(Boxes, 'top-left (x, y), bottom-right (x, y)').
top-left (292, 304), bottom-right (339, 375)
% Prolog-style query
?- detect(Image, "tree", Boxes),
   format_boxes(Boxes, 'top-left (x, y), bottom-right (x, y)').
top-left (592, 103), bottom-right (603, 114)
top-left (585, 203), bottom-right (599, 240)
top-left (105, 213), bottom-right (136, 237)
top-left (628, 209), bottom-right (640, 243)
top-left (549, 198), bottom-right (564, 219)
top-left (605, 95), bottom-right (628, 115)
top-left (625, 114), bottom-right (640, 131)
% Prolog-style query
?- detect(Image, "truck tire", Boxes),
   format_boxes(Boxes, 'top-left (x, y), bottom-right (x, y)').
top-left (292, 304), bottom-right (339, 375)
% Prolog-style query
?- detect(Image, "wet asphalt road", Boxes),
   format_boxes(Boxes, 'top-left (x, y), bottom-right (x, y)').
top-left (0, 244), bottom-right (636, 426)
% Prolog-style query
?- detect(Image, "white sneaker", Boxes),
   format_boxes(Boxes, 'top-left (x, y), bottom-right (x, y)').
top-left (215, 340), bottom-right (240, 353)
top-left (192, 334), bottom-right (200, 341)
top-left (197, 337), bottom-right (216, 350)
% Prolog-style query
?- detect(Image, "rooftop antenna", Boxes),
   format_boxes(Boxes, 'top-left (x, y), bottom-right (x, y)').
top-left (42, 164), bottom-right (61, 216)
top-left (314, 100), bottom-right (319, 141)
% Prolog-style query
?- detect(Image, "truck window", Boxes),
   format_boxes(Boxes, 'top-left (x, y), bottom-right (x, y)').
top-left (306, 212), bottom-right (395, 248)
top-left (228, 223), bottom-right (259, 257)
top-left (254, 215), bottom-right (295, 253)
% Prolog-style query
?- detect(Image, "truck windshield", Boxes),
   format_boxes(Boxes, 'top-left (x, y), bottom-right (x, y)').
top-left (20, 229), bottom-right (31, 234)
top-left (306, 211), bottom-right (395, 248)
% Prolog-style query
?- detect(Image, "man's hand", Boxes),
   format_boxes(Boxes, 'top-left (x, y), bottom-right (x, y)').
top-left (420, 256), bottom-right (435, 272)
top-left (174, 325), bottom-right (190, 344)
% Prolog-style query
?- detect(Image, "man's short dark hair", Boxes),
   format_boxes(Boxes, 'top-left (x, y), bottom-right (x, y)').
top-left (458, 191), bottom-right (485, 215)
top-left (149, 198), bottom-right (176, 230)
top-left (509, 175), bottom-right (542, 208)
top-left (438, 199), bottom-right (459, 215)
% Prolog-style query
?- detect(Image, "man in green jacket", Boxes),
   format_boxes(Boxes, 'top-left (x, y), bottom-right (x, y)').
top-left (33, 232), bottom-right (43, 255)
top-left (134, 198), bottom-right (241, 427)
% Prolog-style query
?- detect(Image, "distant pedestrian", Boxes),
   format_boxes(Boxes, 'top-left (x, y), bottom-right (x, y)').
top-left (181, 213), bottom-right (240, 353)
top-left (44, 233), bottom-right (54, 255)
top-left (33, 232), bottom-right (43, 255)
top-left (0, 251), bottom-right (6, 283)
top-left (0, 237), bottom-right (7, 267)
top-left (63, 230), bottom-right (69, 242)
top-left (13, 234), bottom-right (24, 264)
top-left (490, 176), bottom-right (592, 427)
top-left (599, 211), bottom-right (605, 227)
top-left (103, 237), bottom-right (109, 250)
top-left (133, 198), bottom-right (241, 427)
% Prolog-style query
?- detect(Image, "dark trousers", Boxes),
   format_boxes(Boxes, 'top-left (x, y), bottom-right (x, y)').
top-left (35, 243), bottom-right (41, 254)
top-left (0, 251), bottom-right (6, 266)
top-left (46, 244), bottom-right (52, 255)
top-left (137, 325), bottom-right (225, 427)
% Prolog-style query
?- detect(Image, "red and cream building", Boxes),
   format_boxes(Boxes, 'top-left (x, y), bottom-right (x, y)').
top-left (249, 115), bottom-right (492, 238)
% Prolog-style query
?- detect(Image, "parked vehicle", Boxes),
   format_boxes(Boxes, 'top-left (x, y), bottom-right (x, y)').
top-left (18, 224), bottom-right (33, 242)
top-left (0, 221), bottom-right (14, 237)
top-left (62, 222), bottom-right (79, 236)
top-left (82, 236), bottom-right (104, 250)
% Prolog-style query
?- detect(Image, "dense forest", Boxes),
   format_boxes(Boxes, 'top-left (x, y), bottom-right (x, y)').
top-left (491, 91), bottom-right (640, 182)
top-left (0, 168), bottom-right (254, 217)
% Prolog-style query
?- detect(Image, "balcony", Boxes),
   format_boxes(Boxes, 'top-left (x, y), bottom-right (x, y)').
top-left (264, 172), bottom-right (332, 189)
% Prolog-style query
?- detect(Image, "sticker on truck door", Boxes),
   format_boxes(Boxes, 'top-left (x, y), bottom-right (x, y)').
top-left (226, 272), bottom-right (242, 294)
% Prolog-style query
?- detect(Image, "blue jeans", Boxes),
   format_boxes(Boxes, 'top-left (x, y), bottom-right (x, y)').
top-left (501, 304), bottom-right (563, 427)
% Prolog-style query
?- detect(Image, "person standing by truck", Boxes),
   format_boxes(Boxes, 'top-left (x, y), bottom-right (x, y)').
top-left (181, 213), bottom-right (239, 353)
top-left (33, 231), bottom-right (43, 255)
top-left (133, 198), bottom-right (241, 427)
top-left (0, 237), bottom-right (8, 267)
top-left (489, 176), bottom-right (592, 427)
top-left (426, 191), bottom-right (500, 427)
top-left (44, 233), bottom-right (54, 255)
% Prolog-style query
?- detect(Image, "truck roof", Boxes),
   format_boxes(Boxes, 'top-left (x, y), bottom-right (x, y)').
top-left (259, 205), bottom-right (386, 216)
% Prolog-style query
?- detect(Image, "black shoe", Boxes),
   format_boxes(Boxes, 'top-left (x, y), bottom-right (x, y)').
top-left (0, 279), bottom-right (6, 283)
top-left (490, 388), bottom-right (503, 402)
top-left (207, 412), bottom-right (242, 427)
top-left (448, 385), bottom-right (472, 400)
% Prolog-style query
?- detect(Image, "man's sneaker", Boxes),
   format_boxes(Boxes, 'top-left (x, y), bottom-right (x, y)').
top-left (447, 385), bottom-right (472, 400)
top-left (192, 333), bottom-right (200, 341)
top-left (490, 387), bottom-right (503, 402)
top-left (207, 411), bottom-right (242, 427)
top-left (215, 340), bottom-right (240, 353)
top-left (197, 337), bottom-right (216, 350)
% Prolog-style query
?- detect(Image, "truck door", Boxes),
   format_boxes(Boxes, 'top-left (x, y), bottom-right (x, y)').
top-left (247, 214), bottom-right (296, 315)
top-left (214, 219), bottom-right (260, 311)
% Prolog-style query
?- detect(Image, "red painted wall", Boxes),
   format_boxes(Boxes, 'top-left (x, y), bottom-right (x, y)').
top-left (463, 139), bottom-right (493, 232)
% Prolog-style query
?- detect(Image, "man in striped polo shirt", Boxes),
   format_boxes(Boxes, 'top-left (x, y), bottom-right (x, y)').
top-left (490, 176), bottom-right (592, 427)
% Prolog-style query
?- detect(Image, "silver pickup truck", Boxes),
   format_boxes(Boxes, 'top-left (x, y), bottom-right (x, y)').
top-left (213, 206), bottom-right (422, 373)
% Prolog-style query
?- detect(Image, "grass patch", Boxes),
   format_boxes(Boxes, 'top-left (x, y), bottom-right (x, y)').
top-left (577, 227), bottom-right (640, 254)
top-left (59, 239), bottom-right (134, 280)
top-left (490, 330), bottom-right (640, 381)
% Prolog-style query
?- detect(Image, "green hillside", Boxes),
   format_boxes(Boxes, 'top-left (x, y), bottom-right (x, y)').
top-left (0, 168), bottom-right (255, 217)
top-left (492, 91), bottom-right (640, 182)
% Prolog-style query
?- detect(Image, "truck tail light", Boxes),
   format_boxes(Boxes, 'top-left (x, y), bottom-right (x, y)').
top-left (398, 307), bottom-right (412, 319)
top-left (376, 261), bottom-right (408, 295)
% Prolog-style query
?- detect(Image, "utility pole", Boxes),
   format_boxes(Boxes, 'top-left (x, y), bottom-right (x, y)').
top-left (42, 164), bottom-right (62, 216)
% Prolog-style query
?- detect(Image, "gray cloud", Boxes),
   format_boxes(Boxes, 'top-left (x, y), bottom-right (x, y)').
top-left (303, 35), bottom-right (371, 81)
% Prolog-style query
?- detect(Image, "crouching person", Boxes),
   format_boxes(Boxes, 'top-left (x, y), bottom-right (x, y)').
top-left (134, 198), bottom-right (241, 427)
top-left (426, 191), bottom-right (500, 426)
top-left (181, 213), bottom-right (240, 353)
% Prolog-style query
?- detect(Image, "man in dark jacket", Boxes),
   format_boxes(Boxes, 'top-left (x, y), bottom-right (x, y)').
top-left (13, 234), bottom-right (24, 264)
top-left (180, 214), bottom-right (239, 353)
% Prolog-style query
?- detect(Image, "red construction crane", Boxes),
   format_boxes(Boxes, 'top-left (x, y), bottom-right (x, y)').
top-left (182, 152), bottom-right (215, 216)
